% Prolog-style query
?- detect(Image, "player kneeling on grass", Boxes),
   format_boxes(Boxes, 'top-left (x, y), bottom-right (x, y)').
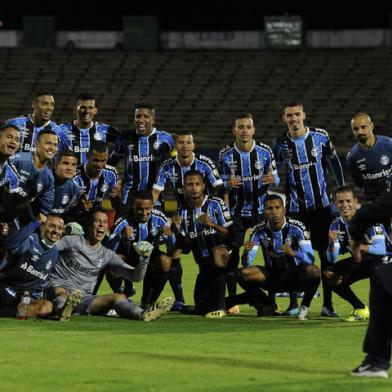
top-left (226, 194), bottom-right (320, 320)
top-left (323, 186), bottom-right (389, 321)
top-left (171, 170), bottom-right (233, 318)
top-left (45, 207), bottom-right (173, 321)
top-left (103, 190), bottom-right (175, 309)
top-left (0, 215), bottom-right (64, 318)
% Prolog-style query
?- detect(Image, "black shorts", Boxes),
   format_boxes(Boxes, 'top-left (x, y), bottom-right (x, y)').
top-left (230, 214), bottom-right (264, 249)
top-left (288, 206), bottom-right (333, 252)
top-left (256, 264), bottom-right (310, 292)
top-left (325, 255), bottom-right (382, 285)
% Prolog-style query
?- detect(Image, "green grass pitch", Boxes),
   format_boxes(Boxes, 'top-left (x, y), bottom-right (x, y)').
top-left (0, 252), bottom-right (389, 391)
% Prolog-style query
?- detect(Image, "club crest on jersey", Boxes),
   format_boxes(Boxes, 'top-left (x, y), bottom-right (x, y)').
top-left (311, 147), bottom-right (319, 157)
top-left (380, 155), bottom-right (390, 166)
top-left (153, 140), bottom-right (160, 150)
top-left (97, 258), bottom-right (105, 268)
top-left (101, 183), bottom-right (109, 193)
top-left (68, 132), bottom-right (76, 141)
top-left (45, 260), bottom-right (52, 270)
top-left (20, 129), bottom-right (29, 139)
top-left (94, 132), bottom-right (104, 141)
top-left (36, 183), bottom-right (43, 193)
top-left (170, 172), bottom-right (178, 183)
top-left (254, 160), bottom-right (264, 170)
top-left (61, 195), bottom-right (70, 205)
top-left (228, 160), bottom-right (237, 174)
top-left (223, 211), bottom-right (230, 219)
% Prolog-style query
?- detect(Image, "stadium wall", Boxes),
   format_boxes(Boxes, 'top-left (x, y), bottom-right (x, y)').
top-left (0, 29), bottom-right (391, 49)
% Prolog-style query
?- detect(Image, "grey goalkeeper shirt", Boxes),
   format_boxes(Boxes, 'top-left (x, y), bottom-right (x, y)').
top-left (47, 235), bottom-right (147, 295)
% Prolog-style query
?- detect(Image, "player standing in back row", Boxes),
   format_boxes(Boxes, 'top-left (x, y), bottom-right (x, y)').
top-left (109, 100), bottom-right (175, 207)
top-left (219, 112), bottom-right (279, 304)
top-left (273, 101), bottom-right (345, 317)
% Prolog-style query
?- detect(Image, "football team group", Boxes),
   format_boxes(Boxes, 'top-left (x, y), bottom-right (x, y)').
top-left (0, 91), bottom-right (391, 378)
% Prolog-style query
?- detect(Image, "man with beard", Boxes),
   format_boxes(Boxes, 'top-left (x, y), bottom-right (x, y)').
top-left (346, 112), bottom-right (392, 202)
top-left (60, 93), bottom-right (120, 164)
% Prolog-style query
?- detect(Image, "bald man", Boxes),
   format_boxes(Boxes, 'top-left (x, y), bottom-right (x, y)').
top-left (346, 113), bottom-right (392, 202)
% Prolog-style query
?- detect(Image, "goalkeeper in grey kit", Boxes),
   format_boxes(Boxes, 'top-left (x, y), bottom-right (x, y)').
top-left (46, 207), bottom-right (173, 321)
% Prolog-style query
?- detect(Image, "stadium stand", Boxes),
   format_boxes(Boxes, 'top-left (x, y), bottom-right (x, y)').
top-left (0, 48), bottom-right (391, 152)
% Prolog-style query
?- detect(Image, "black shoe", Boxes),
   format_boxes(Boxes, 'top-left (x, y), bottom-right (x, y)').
top-left (351, 363), bottom-right (389, 378)
top-left (180, 305), bottom-right (197, 315)
top-left (257, 304), bottom-right (279, 317)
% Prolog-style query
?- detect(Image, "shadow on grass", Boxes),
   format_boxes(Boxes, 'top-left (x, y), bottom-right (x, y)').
top-left (116, 350), bottom-right (348, 376)
top-left (0, 314), bottom-right (368, 336)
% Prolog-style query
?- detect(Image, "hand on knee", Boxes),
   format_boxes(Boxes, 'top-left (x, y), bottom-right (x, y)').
top-left (305, 264), bottom-right (320, 279)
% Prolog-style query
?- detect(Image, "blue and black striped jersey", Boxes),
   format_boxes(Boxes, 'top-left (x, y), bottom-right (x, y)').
top-left (329, 216), bottom-right (390, 257)
top-left (153, 153), bottom-right (223, 208)
top-left (6, 115), bottom-right (70, 153)
top-left (60, 121), bottom-right (120, 164)
top-left (218, 141), bottom-right (278, 217)
top-left (248, 217), bottom-right (314, 270)
top-left (273, 127), bottom-right (344, 212)
top-left (109, 128), bottom-right (175, 204)
top-left (73, 164), bottom-right (119, 208)
top-left (346, 135), bottom-right (392, 202)
top-left (106, 208), bottom-right (169, 251)
top-left (178, 196), bottom-right (232, 259)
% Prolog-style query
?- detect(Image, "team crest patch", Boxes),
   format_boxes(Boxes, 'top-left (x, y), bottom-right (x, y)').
top-left (228, 160), bottom-right (238, 174)
top-left (68, 132), bottom-right (76, 141)
top-left (97, 258), bottom-right (105, 268)
top-left (255, 160), bottom-right (264, 170)
top-left (45, 260), bottom-right (52, 270)
top-left (311, 147), bottom-right (319, 157)
top-left (153, 140), bottom-right (160, 150)
top-left (101, 183), bottom-right (109, 192)
top-left (61, 195), bottom-right (70, 205)
top-left (170, 172), bottom-right (178, 182)
top-left (380, 155), bottom-right (390, 166)
top-left (94, 132), bottom-right (104, 141)
top-left (223, 211), bottom-right (230, 219)
top-left (36, 183), bottom-right (43, 193)
top-left (20, 129), bottom-right (29, 138)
